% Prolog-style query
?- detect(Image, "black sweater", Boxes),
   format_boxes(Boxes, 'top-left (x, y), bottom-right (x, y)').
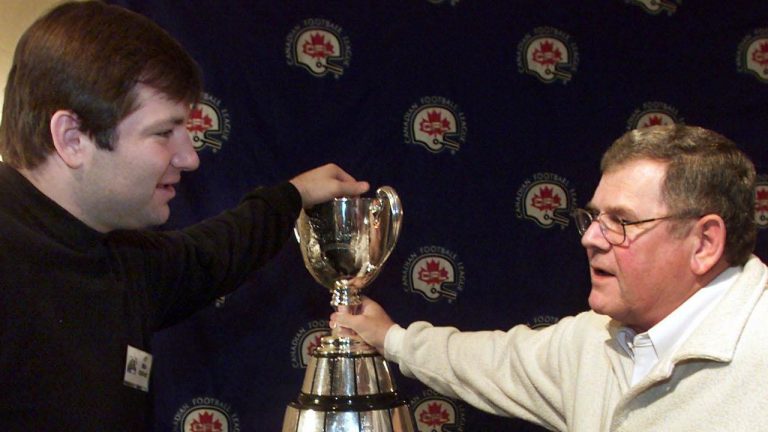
top-left (0, 163), bottom-right (301, 430)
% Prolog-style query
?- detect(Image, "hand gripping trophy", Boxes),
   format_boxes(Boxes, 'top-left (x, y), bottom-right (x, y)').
top-left (282, 187), bottom-right (415, 432)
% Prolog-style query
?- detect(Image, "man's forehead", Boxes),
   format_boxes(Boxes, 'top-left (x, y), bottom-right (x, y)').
top-left (589, 159), bottom-right (669, 213)
top-left (128, 85), bottom-right (190, 115)
top-left (132, 83), bottom-right (189, 106)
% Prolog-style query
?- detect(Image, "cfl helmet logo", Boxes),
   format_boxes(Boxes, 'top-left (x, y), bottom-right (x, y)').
top-left (626, 101), bottom-right (682, 130)
top-left (525, 183), bottom-right (570, 227)
top-left (633, 112), bottom-right (676, 128)
top-left (426, 0), bottom-right (461, 6)
top-left (287, 19), bottom-right (351, 79)
top-left (756, 178), bottom-right (768, 229)
top-left (172, 397), bottom-right (241, 432)
top-left (415, 399), bottom-right (457, 432)
top-left (627, 0), bottom-right (680, 16)
top-left (737, 31), bottom-right (768, 83)
top-left (403, 246), bottom-right (465, 303)
top-left (410, 256), bottom-right (458, 301)
top-left (404, 96), bottom-right (467, 154)
top-left (410, 390), bottom-right (465, 432)
top-left (413, 107), bottom-right (459, 152)
top-left (290, 321), bottom-right (330, 369)
top-left (518, 27), bottom-right (579, 84)
top-left (515, 173), bottom-right (577, 230)
top-left (186, 93), bottom-right (230, 153)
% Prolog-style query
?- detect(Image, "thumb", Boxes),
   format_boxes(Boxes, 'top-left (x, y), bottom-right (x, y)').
top-left (331, 310), bottom-right (358, 330)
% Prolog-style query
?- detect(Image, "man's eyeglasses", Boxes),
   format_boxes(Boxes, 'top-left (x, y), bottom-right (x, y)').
top-left (572, 208), bottom-right (684, 246)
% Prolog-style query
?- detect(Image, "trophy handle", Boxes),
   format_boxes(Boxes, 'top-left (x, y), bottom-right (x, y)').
top-left (372, 186), bottom-right (403, 266)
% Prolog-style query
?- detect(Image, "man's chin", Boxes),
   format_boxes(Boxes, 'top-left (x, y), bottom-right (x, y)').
top-left (140, 206), bottom-right (170, 229)
top-left (587, 291), bottom-right (610, 315)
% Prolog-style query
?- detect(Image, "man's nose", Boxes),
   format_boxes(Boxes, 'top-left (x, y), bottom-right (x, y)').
top-left (581, 219), bottom-right (609, 250)
top-left (171, 131), bottom-right (200, 171)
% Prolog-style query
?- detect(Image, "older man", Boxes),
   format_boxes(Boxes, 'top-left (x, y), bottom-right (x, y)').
top-left (333, 124), bottom-right (766, 431)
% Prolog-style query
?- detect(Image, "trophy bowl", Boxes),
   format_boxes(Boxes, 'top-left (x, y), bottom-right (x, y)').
top-left (297, 186), bottom-right (401, 307)
top-left (283, 186), bottom-right (415, 432)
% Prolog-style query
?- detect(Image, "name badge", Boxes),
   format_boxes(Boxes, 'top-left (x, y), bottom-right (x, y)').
top-left (124, 345), bottom-right (153, 392)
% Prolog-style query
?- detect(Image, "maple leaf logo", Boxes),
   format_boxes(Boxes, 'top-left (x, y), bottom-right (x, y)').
top-left (419, 110), bottom-right (452, 137)
top-left (751, 41), bottom-right (768, 66)
top-left (756, 188), bottom-right (768, 212)
top-left (302, 32), bottom-right (335, 59)
top-left (417, 260), bottom-right (449, 287)
top-left (532, 40), bottom-right (563, 66)
top-left (531, 186), bottom-right (562, 212)
top-left (306, 333), bottom-right (323, 357)
top-left (642, 115), bottom-right (665, 127)
top-left (187, 107), bottom-right (214, 134)
top-left (189, 411), bottom-right (223, 432)
top-left (418, 402), bottom-right (451, 427)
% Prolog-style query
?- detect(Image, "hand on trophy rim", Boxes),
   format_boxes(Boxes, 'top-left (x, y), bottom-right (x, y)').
top-left (330, 296), bottom-right (395, 354)
top-left (289, 163), bottom-right (370, 208)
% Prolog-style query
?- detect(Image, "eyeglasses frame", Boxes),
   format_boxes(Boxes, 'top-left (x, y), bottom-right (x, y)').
top-left (571, 208), bottom-right (690, 246)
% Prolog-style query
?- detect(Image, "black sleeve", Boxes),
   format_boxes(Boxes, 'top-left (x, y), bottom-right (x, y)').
top-left (109, 182), bottom-right (302, 329)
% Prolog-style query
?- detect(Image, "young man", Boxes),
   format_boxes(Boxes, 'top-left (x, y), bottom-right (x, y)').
top-left (333, 124), bottom-right (766, 431)
top-left (0, 1), bottom-right (367, 430)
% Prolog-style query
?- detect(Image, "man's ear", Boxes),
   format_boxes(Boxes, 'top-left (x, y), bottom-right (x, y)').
top-left (690, 214), bottom-right (726, 275)
top-left (50, 110), bottom-right (87, 169)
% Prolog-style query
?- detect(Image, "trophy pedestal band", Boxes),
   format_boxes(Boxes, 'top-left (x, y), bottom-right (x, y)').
top-left (315, 335), bottom-right (376, 355)
top-left (282, 402), bottom-right (414, 432)
top-left (282, 340), bottom-right (415, 432)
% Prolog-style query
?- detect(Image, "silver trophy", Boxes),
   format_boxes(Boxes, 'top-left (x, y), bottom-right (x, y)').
top-left (283, 186), bottom-right (415, 432)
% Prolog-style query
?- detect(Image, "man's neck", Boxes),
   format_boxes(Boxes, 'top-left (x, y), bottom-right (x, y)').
top-left (630, 260), bottom-right (733, 333)
top-left (17, 161), bottom-right (96, 232)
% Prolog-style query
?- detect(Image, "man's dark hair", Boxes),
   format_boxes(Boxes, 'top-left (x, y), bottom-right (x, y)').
top-left (0, 0), bottom-right (203, 168)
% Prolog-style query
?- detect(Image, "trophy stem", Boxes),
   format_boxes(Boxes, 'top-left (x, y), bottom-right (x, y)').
top-left (330, 279), bottom-right (361, 310)
top-left (330, 280), bottom-right (365, 341)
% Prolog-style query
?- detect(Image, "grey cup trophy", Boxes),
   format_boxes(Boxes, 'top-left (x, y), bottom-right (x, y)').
top-left (282, 186), bottom-right (415, 432)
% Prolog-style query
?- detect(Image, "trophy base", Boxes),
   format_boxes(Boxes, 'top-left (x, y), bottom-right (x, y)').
top-left (315, 335), bottom-right (377, 355)
top-left (282, 337), bottom-right (415, 432)
top-left (282, 402), bottom-right (414, 432)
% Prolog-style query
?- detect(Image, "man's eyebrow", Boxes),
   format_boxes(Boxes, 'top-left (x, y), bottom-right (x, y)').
top-left (584, 202), bottom-right (633, 217)
top-left (164, 116), bottom-right (187, 126)
top-left (143, 116), bottom-right (186, 131)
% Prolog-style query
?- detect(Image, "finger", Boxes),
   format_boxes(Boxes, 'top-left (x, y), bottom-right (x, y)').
top-left (359, 296), bottom-right (379, 311)
top-left (344, 181), bottom-right (370, 195)
top-left (332, 312), bottom-right (351, 327)
top-left (331, 165), bottom-right (357, 183)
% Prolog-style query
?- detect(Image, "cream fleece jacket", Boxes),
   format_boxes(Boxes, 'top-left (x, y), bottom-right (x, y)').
top-left (385, 255), bottom-right (768, 431)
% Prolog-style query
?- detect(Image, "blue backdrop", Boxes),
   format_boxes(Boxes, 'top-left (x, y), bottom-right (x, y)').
top-left (109, 1), bottom-right (768, 430)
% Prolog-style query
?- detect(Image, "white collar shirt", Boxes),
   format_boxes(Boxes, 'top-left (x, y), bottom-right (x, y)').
top-left (616, 266), bottom-right (741, 386)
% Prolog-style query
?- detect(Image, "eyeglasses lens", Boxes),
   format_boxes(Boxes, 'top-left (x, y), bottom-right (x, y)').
top-left (574, 210), bottom-right (625, 245)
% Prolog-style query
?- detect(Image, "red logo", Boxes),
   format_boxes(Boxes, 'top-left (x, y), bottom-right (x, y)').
top-left (532, 40), bottom-right (563, 67)
top-left (641, 115), bottom-right (666, 128)
top-left (417, 260), bottom-right (450, 287)
top-left (418, 402), bottom-right (451, 427)
top-left (752, 42), bottom-right (768, 66)
top-left (189, 411), bottom-right (223, 432)
top-left (303, 32), bottom-right (335, 59)
top-left (187, 107), bottom-right (214, 134)
top-left (757, 188), bottom-right (768, 213)
top-left (306, 333), bottom-right (323, 357)
top-left (419, 110), bottom-right (452, 137)
top-left (531, 186), bottom-right (562, 212)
